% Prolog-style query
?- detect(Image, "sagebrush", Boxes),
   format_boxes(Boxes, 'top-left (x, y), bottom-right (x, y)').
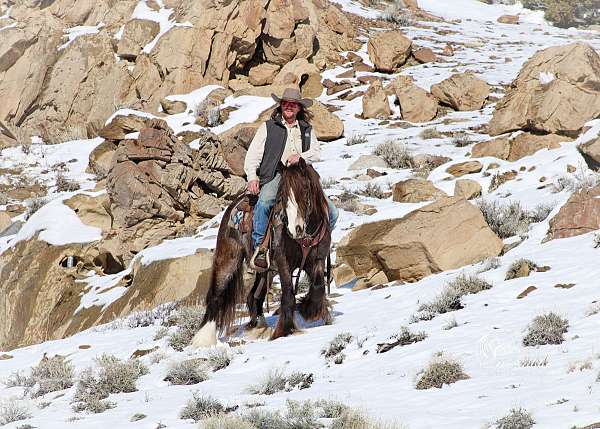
top-left (495, 407), bottom-right (535, 429)
top-left (522, 312), bottom-right (568, 346)
top-left (373, 141), bottom-right (414, 169)
top-left (416, 355), bottom-right (469, 389)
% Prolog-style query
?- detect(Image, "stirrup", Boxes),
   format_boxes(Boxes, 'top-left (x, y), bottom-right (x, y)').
top-left (250, 247), bottom-right (270, 272)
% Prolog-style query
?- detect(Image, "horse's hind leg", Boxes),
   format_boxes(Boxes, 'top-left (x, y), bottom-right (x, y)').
top-left (246, 273), bottom-right (268, 329)
top-left (299, 258), bottom-right (331, 324)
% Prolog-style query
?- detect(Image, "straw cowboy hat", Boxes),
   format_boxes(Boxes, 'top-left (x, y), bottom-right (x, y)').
top-left (271, 87), bottom-right (313, 108)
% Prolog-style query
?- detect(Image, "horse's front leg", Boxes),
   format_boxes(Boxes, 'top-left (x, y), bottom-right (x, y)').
top-left (271, 249), bottom-right (297, 340)
top-left (299, 257), bottom-right (331, 323)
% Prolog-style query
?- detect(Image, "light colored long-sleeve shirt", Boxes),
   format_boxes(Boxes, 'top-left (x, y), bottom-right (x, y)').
top-left (243, 120), bottom-right (320, 182)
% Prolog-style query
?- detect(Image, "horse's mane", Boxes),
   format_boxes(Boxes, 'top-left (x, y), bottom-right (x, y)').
top-left (277, 159), bottom-right (329, 229)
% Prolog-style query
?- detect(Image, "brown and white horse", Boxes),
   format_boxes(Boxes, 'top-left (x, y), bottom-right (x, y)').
top-left (192, 159), bottom-right (332, 346)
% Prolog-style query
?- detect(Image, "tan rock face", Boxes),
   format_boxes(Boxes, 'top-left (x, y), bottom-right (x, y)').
top-left (160, 99), bottom-right (187, 115)
top-left (324, 5), bottom-right (352, 35)
top-left (395, 82), bottom-right (438, 123)
top-left (307, 101), bottom-right (344, 141)
top-left (117, 19), bottom-right (160, 60)
top-left (392, 179), bottom-right (446, 203)
top-left (0, 211), bottom-right (12, 233)
top-left (446, 161), bottom-right (483, 177)
top-left (362, 80), bottom-right (392, 119)
top-left (64, 193), bottom-right (112, 232)
top-left (577, 137), bottom-right (600, 171)
top-left (471, 133), bottom-right (566, 161)
top-left (431, 73), bottom-right (490, 111)
top-left (547, 185), bottom-right (600, 240)
top-left (87, 140), bottom-right (117, 179)
top-left (413, 47), bottom-right (437, 64)
top-left (248, 63), bottom-right (281, 86)
top-left (497, 14), bottom-right (519, 24)
top-left (367, 30), bottom-right (412, 73)
top-left (489, 43), bottom-right (600, 136)
top-left (337, 197), bottom-right (503, 282)
top-left (454, 179), bottom-right (481, 200)
top-left (0, 237), bottom-right (213, 351)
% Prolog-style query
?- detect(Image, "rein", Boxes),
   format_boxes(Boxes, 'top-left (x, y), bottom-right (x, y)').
top-left (292, 220), bottom-right (328, 294)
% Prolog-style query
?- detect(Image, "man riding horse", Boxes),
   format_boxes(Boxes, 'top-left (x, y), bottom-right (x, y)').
top-left (244, 87), bottom-right (339, 270)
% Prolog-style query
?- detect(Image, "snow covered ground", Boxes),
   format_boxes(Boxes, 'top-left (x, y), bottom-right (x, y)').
top-left (1, 1), bottom-right (600, 428)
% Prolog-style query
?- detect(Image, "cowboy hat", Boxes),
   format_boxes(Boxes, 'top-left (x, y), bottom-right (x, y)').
top-left (271, 87), bottom-right (313, 108)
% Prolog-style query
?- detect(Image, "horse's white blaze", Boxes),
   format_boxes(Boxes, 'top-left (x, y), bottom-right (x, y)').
top-left (190, 321), bottom-right (217, 348)
top-left (286, 188), bottom-right (305, 238)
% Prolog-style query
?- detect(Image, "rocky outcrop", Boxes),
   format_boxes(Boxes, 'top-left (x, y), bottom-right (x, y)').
top-left (307, 101), bottom-right (345, 141)
top-left (0, 236), bottom-right (213, 351)
top-left (446, 161), bottom-right (483, 177)
top-left (395, 81), bottom-right (438, 123)
top-left (547, 185), bottom-right (600, 240)
top-left (454, 179), bottom-right (482, 200)
top-left (116, 19), bottom-right (160, 60)
top-left (337, 197), bottom-right (503, 282)
top-left (367, 30), bottom-right (412, 73)
top-left (392, 179), bottom-right (446, 203)
top-left (431, 73), bottom-right (490, 111)
top-left (578, 137), bottom-right (600, 171)
top-left (489, 43), bottom-right (600, 137)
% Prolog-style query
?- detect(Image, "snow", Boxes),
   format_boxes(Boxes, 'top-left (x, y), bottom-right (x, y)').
top-left (539, 71), bottom-right (555, 84)
top-left (130, 0), bottom-right (193, 53)
top-left (58, 24), bottom-right (105, 51)
top-left (4, 1), bottom-right (600, 428)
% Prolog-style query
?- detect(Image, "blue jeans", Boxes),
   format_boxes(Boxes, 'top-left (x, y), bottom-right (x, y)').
top-left (252, 173), bottom-right (339, 249)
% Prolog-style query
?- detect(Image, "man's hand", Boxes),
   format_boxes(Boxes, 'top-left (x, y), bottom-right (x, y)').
top-left (287, 153), bottom-right (301, 165)
top-left (247, 179), bottom-right (260, 194)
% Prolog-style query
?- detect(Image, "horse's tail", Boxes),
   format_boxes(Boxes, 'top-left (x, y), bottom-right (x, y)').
top-left (192, 198), bottom-right (248, 347)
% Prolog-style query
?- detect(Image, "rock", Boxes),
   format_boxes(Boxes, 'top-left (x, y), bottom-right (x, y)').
top-left (578, 137), bottom-right (600, 171)
top-left (0, 211), bottom-right (11, 234)
top-left (87, 140), bottom-right (117, 179)
top-left (131, 346), bottom-right (160, 359)
top-left (507, 133), bottom-right (564, 161)
top-left (497, 14), bottom-right (519, 24)
top-left (307, 101), bottom-right (344, 141)
top-left (489, 43), bottom-right (600, 136)
top-left (471, 138), bottom-right (511, 160)
top-left (394, 81), bottom-right (438, 123)
top-left (454, 179), bottom-right (481, 200)
top-left (219, 123), bottom-right (261, 150)
top-left (117, 19), bottom-right (160, 60)
top-left (349, 155), bottom-right (387, 171)
top-left (325, 5), bottom-right (352, 35)
top-left (367, 30), bottom-right (412, 73)
top-left (413, 154), bottom-right (451, 170)
top-left (413, 47), bottom-right (437, 63)
top-left (273, 59), bottom-right (322, 98)
top-left (392, 179), bottom-right (446, 203)
top-left (100, 114), bottom-right (154, 140)
top-left (446, 161), bottom-right (483, 177)
top-left (442, 43), bottom-right (454, 56)
top-left (431, 73), bottom-right (490, 111)
top-left (333, 263), bottom-right (355, 286)
top-left (160, 99), bottom-right (187, 115)
top-left (248, 63), bottom-right (280, 86)
top-left (64, 193), bottom-right (112, 233)
top-left (547, 185), bottom-right (600, 240)
top-left (471, 133), bottom-right (566, 161)
top-left (366, 169), bottom-right (386, 178)
top-left (337, 197), bottom-right (503, 282)
top-left (0, 235), bottom-right (213, 350)
top-left (362, 80), bottom-right (392, 119)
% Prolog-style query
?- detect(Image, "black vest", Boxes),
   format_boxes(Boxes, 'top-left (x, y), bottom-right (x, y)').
top-left (258, 117), bottom-right (312, 185)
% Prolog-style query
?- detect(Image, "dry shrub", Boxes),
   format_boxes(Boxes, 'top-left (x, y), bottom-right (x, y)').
top-left (247, 368), bottom-right (313, 395)
top-left (180, 393), bottom-right (225, 421)
top-left (522, 312), bottom-right (568, 346)
top-left (373, 141), bottom-right (414, 169)
top-left (416, 355), bottom-right (469, 389)
top-left (168, 306), bottom-right (205, 351)
top-left (164, 359), bottom-right (208, 385)
top-left (495, 407), bottom-right (534, 429)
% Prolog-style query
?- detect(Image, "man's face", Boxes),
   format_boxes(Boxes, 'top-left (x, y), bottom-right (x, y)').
top-left (281, 100), bottom-right (301, 121)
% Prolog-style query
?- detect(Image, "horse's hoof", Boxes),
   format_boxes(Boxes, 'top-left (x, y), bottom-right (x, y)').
top-left (190, 321), bottom-right (217, 348)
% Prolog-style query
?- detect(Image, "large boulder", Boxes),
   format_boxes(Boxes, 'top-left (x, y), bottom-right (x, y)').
top-left (87, 140), bottom-right (117, 179)
top-left (307, 101), bottom-right (344, 141)
top-left (392, 179), bottom-right (446, 203)
top-left (362, 80), bottom-right (392, 119)
top-left (446, 161), bottom-right (483, 177)
top-left (547, 185), bottom-right (600, 240)
top-left (337, 197), bottom-right (503, 282)
top-left (367, 30), bottom-right (412, 73)
top-left (64, 193), bottom-right (112, 233)
top-left (248, 63), bottom-right (280, 86)
top-left (489, 43), bottom-right (600, 136)
top-left (395, 81), bottom-right (438, 123)
top-left (431, 73), bottom-right (490, 111)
